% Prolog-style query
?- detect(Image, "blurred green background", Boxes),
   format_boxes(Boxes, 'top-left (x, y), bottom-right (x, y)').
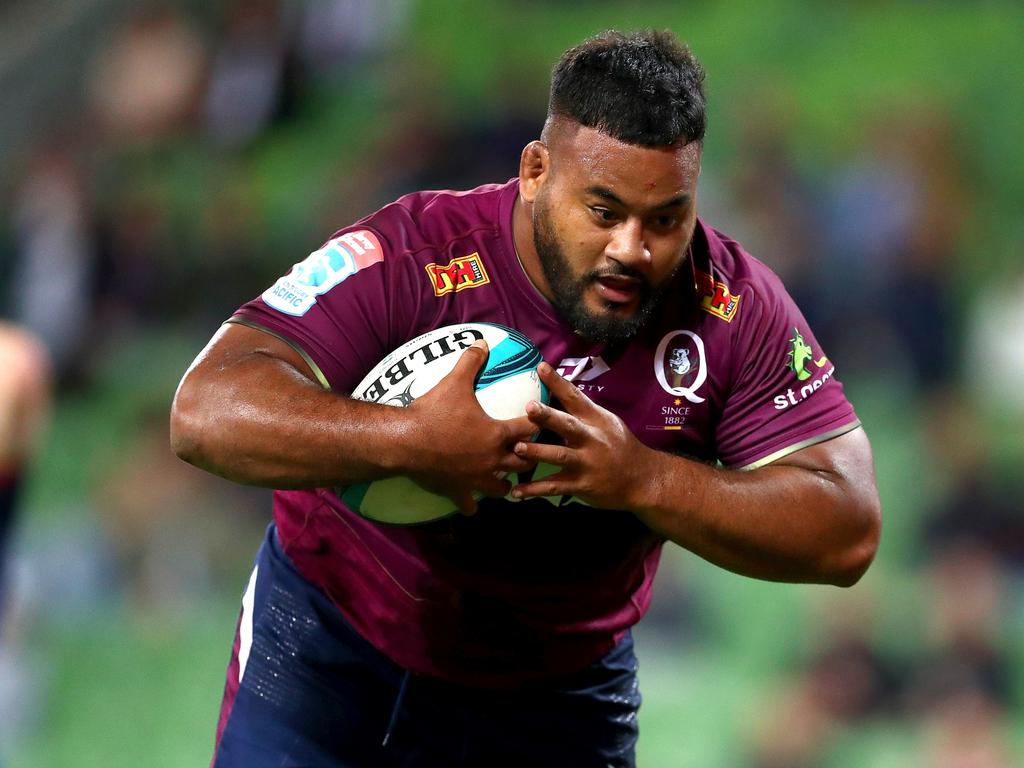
top-left (1, 1), bottom-right (1022, 766)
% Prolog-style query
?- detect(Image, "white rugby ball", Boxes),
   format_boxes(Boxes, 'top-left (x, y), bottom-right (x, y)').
top-left (337, 323), bottom-right (549, 524)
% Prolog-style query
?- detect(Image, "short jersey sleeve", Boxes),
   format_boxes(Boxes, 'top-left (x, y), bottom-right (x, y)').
top-left (714, 272), bottom-right (860, 469)
top-left (230, 227), bottom-right (424, 393)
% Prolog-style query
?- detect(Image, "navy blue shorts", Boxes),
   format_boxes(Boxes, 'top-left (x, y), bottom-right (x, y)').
top-left (212, 525), bottom-right (641, 768)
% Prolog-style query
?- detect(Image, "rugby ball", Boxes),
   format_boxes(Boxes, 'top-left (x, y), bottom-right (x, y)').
top-left (337, 323), bottom-right (549, 524)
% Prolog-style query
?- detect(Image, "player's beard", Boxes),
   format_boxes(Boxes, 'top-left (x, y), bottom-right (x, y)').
top-left (533, 196), bottom-right (682, 343)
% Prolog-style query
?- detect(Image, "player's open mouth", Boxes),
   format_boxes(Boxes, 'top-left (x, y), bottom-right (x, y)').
top-left (594, 275), bottom-right (642, 305)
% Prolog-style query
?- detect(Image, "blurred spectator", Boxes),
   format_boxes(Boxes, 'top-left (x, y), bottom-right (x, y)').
top-left (0, 324), bottom-right (52, 746)
top-left (822, 107), bottom-right (967, 391)
top-left (800, 627), bottom-right (901, 724)
top-left (320, 56), bottom-right (544, 229)
top-left (194, 176), bottom-right (272, 327)
top-left (0, 322), bottom-right (51, 624)
top-left (922, 688), bottom-right (1014, 768)
top-left (203, 0), bottom-right (290, 148)
top-left (966, 261), bottom-right (1024, 417)
top-left (92, 181), bottom-right (181, 333)
top-left (747, 679), bottom-right (833, 768)
top-left (96, 411), bottom-right (267, 613)
top-left (8, 144), bottom-right (96, 383)
top-left (905, 542), bottom-right (1014, 715)
top-left (898, 532), bottom-right (1017, 763)
top-left (746, 589), bottom-right (901, 767)
top-left (88, 6), bottom-right (207, 142)
top-left (718, 92), bottom-right (829, 327)
top-left (316, 59), bottom-right (460, 225)
top-left (425, 63), bottom-right (547, 190)
top-left (743, 580), bottom-right (937, 768)
top-left (295, 0), bottom-right (410, 82)
top-left (919, 392), bottom-right (1024, 571)
top-left (0, 322), bottom-right (75, 752)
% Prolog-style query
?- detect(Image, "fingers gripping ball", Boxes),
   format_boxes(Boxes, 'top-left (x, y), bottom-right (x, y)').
top-left (338, 323), bottom-right (549, 524)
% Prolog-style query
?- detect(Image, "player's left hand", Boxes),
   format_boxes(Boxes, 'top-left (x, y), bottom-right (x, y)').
top-left (510, 362), bottom-right (654, 510)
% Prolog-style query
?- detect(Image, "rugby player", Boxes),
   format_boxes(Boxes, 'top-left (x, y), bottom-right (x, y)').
top-left (172, 29), bottom-right (881, 767)
top-left (0, 324), bottom-right (50, 632)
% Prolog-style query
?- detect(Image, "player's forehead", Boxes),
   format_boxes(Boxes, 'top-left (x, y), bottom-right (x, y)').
top-left (549, 121), bottom-right (701, 207)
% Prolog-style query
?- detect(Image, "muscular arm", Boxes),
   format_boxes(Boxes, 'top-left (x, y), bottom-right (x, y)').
top-left (512, 363), bottom-right (881, 587)
top-left (170, 323), bottom-right (535, 511)
top-left (628, 429), bottom-right (880, 586)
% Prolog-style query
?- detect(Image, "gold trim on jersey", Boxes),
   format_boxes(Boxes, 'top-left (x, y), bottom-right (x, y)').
top-left (225, 316), bottom-right (331, 391)
top-left (737, 421), bottom-right (862, 471)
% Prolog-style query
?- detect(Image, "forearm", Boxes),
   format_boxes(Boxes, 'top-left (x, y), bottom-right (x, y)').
top-left (171, 343), bottom-right (412, 489)
top-left (171, 327), bottom-right (534, 510)
top-left (631, 443), bottom-right (880, 586)
top-left (512, 364), bottom-right (881, 587)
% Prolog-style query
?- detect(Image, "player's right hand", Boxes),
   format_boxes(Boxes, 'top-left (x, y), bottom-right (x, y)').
top-left (398, 340), bottom-right (538, 515)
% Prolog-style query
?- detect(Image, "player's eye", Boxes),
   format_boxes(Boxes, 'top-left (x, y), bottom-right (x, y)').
top-left (590, 206), bottom-right (618, 223)
top-left (650, 214), bottom-right (679, 230)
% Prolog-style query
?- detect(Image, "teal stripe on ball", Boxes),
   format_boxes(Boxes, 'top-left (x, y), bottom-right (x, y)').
top-left (476, 335), bottom-right (542, 391)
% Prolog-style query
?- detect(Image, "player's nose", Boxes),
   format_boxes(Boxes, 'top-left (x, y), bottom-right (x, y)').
top-left (604, 217), bottom-right (651, 270)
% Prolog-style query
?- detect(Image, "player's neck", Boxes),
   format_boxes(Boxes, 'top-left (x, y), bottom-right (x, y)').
top-left (511, 192), bottom-right (554, 303)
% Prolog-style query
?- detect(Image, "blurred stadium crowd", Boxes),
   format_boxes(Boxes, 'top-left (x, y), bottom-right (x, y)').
top-left (0, 1), bottom-right (1021, 766)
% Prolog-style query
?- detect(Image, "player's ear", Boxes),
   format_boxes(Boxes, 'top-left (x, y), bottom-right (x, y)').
top-left (519, 141), bottom-right (549, 204)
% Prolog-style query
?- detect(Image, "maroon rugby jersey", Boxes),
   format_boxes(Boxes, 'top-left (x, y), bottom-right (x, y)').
top-left (231, 179), bottom-right (859, 686)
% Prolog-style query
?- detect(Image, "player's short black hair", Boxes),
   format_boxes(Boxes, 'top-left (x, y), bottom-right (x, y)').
top-left (548, 29), bottom-right (706, 146)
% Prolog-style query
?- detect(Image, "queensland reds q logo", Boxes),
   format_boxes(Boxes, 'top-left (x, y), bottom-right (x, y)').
top-left (654, 330), bottom-right (707, 403)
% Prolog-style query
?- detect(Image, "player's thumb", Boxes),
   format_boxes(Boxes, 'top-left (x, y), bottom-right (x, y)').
top-left (452, 339), bottom-right (489, 382)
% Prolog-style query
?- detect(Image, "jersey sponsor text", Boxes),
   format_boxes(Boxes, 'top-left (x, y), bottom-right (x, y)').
top-left (425, 253), bottom-right (490, 296)
top-left (773, 364), bottom-right (836, 410)
top-left (356, 327), bottom-right (482, 402)
top-left (695, 271), bottom-right (741, 322)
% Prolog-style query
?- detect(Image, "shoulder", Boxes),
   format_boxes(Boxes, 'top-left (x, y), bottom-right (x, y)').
top-left (691, 220), bottom-right (793, 329)
top-left (350, 180), bottom-right (515, 262)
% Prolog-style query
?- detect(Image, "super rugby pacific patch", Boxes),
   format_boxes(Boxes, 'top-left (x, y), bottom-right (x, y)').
top-left (263, 230), bottom-right (384, 316)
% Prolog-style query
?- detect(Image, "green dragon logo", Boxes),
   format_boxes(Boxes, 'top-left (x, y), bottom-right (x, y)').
top-left (787, 328), bottom-right (828, 381)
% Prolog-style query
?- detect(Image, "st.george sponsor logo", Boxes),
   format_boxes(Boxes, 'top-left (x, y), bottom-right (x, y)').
top-left (695, 271), bottom-right (741, 322)
top-left (773, 328), bottom-right (833, 410)
top-left (556, 355), bottom-right (609, 393)
top-left (263, 230), bottom-right (383, 316)
top-left (356, 327), bottom-right (481, 403)
top-left (425, 253), bottom-right (490, 296)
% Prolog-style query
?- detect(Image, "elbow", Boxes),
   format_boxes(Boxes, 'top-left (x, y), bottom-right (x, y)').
top-left (828, 495), bottom-right (882, 588)
top-left (830, 540), bottom-right (878, 588)
top-left (169, 375), bottom-right (208, 467)
top-left (169, 409), bottom-right (198, 465)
